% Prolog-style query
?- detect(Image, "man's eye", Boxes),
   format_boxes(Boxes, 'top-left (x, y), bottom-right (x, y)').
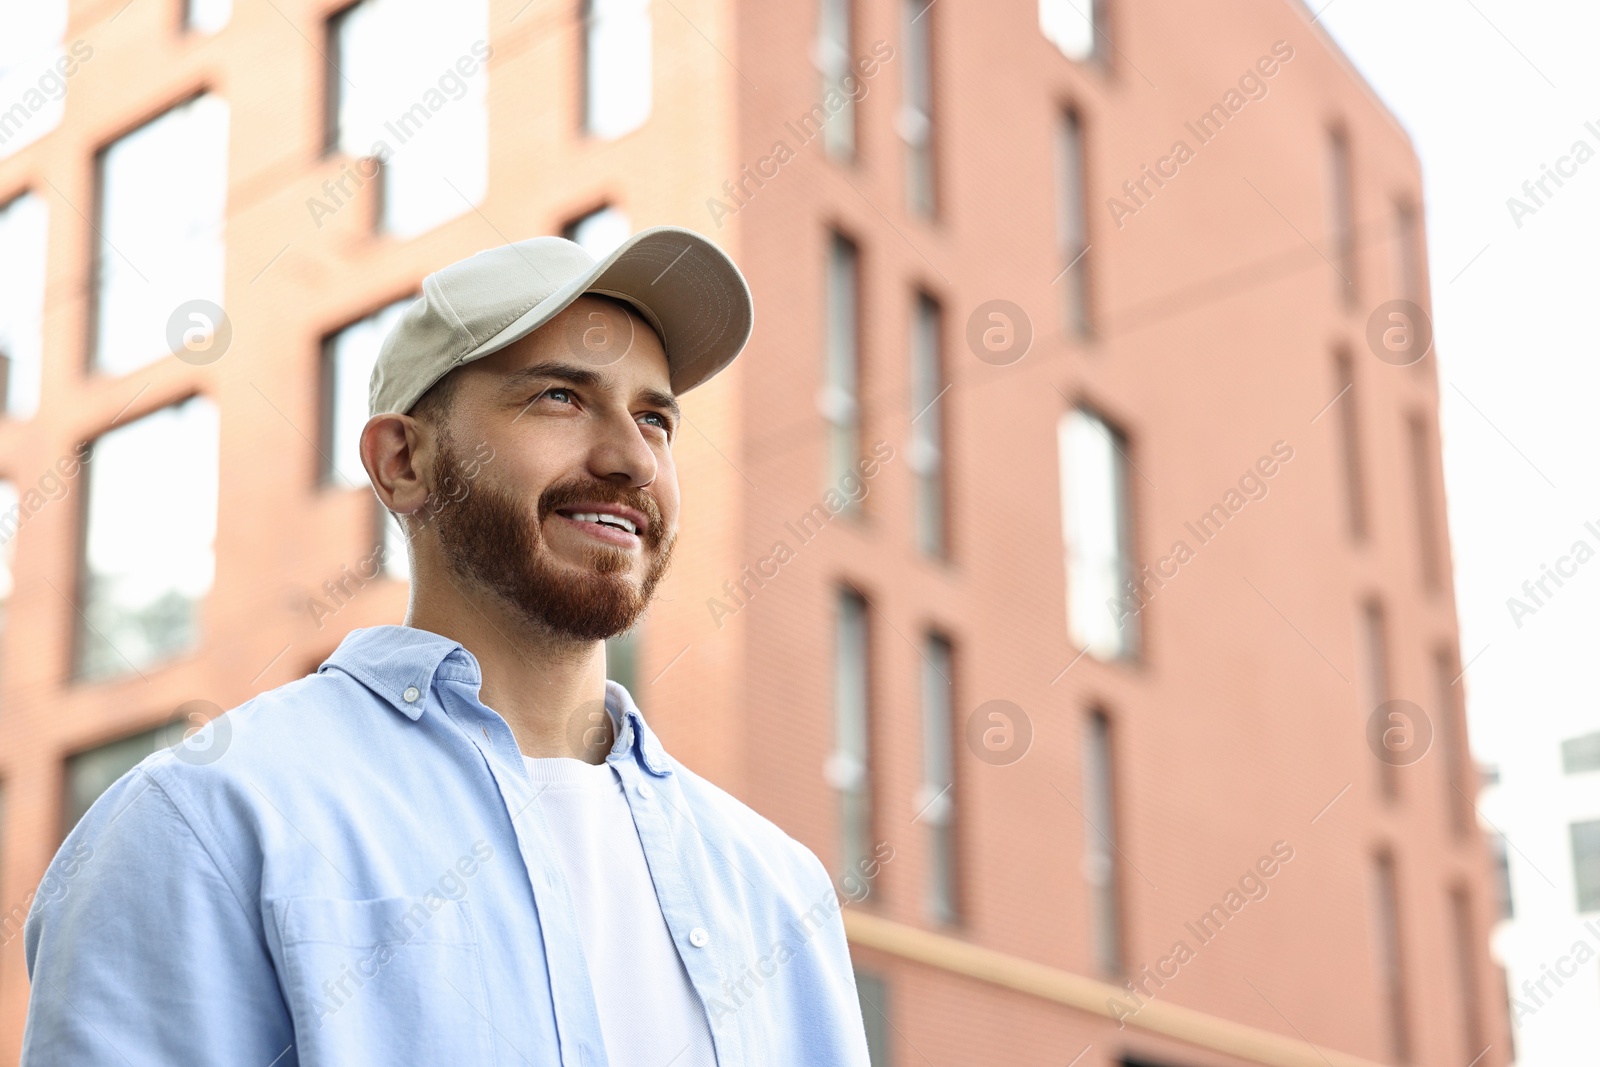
top-left (534, 388), bottom-right (574, 405)
top-left (640, 412), bottom-right (669, 430)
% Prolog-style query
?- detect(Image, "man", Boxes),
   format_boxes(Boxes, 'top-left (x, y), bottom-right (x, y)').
top-left (23, 227), bottom-right (875, 1066)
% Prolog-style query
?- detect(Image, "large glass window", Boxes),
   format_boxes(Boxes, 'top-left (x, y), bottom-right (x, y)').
top-left (1562, 730), bottom-right (1600, 775)
top-left (855, 969), bottom-right (891, 1066)
top-left (909, 292), bottom-right (945, 555)
top-left (0, 479), bottom-right (16, 659)
top-left (1434, 649), bottom-right (1472, 835)
top-left (1040, 0), bottom-right (1097, 61)
top-left (184, 0), bottom-right (232, 33)
top-left (327, 0), bottom-right (489, 238)
top-left (822, 233), bottom-right (861, 504)
top-left (77, 396), bottom-right (219, 680)
top-left (816, 0), bottom-right (854, 159)
top-left (1058, 407), bottom-right (1135, 660)
top-left (321, 298), bottom-right (413, 489)
top-left (1572, 819), bottom-right (1600, 913)
top-left (605, 627), bottom-right (640, 698)
top-left (1327, 128), bottom-right (1357, 306)
top-left (93, 95), bottom-right (229, 376)
top-left (1489, 831), bottom-right (1512, 920)
top-left (1333, 351), bottom-right (1368, 540)
top-left (1056, 109), bottom-right (1091, 336)
top-left (584, 0), bottom-right (652, 139)
top-left (0, 192), bottom-right (47, 418)
top-left (919, 633), bottom-right (956, 924)
top-left (1393, 200), bottom-right (1422, 304)
top-left (827, 589), bottom-right (872, 888)
top-left (900, 0), bottom-right (935, 217)
top-left (379, 502), bottom-right (410, 581)
top-left (563, 204), bottom-right (632, 261)
top-left (1447, 887), bottom-right (1485, 1062)
top-left (1357, 600), bottom-right (1396, 798)
top-left (1407, 413), bottom-right (1442, 592)
top-left (62, 725), bottom-right (167, 837)
top-left (0, 1), bottom-right (69, 160)
top-left (1083, 709), bottom-right (1122, 975)
top-left (1368, 852), bottom-right (1412, 1063)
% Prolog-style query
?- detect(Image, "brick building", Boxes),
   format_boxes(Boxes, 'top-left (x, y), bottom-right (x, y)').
top-left (0, 0), bottom-right (1509, 1064)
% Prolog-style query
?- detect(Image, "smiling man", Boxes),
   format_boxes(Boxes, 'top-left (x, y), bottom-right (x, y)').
top-left (22, 227), bottom-right (874, 1066)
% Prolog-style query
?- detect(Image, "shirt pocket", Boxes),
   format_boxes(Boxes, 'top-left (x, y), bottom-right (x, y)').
top-left (269, 895), bottom-right (496, 1067)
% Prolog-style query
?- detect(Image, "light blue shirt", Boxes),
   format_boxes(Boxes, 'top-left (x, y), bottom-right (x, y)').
top-left (23, 624), bottom-right (872, 1066)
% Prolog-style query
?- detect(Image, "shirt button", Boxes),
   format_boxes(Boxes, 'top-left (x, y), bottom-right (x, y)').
top-left (402, 686), bottom-right (420, 703)
top-left (689, 927), bottom-right (709, 948)
top-left (636, 782), bottom-right (654, 799)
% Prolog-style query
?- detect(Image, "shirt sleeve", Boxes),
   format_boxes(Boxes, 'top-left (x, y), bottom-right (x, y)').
top-left (22, 762), bottom-right (296, 1066)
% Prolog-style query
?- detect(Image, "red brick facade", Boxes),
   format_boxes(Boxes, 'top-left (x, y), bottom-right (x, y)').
top-left (0, 0), bottom-right (1505, 1064)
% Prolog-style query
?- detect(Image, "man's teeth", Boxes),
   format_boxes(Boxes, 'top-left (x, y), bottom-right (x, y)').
top-left (567, 512), bottom-right (638, 534)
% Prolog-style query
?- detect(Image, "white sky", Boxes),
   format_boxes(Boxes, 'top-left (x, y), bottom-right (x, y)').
top-left (1314, 0), bottom-right (1600, 765)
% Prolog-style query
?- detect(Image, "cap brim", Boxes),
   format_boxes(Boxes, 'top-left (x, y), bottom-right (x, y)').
top-left (461, 226), bottom-right (753, 395)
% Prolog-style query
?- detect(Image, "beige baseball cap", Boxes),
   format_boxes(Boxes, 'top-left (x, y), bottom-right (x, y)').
top-left (368, 225), bottom-right (754, 419)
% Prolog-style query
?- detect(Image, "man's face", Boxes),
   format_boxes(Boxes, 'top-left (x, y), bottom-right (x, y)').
top-left (423, 295), bottom-right (681, 641)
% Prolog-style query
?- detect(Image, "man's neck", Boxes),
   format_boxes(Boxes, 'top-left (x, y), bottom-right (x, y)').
top-left (403, 588), bottom-right (613, 764)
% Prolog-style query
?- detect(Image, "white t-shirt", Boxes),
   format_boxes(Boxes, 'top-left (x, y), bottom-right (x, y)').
top-left (522, 753), bottom-right (719, 1066)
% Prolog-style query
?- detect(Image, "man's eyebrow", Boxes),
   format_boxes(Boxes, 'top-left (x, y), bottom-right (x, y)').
top-left (499, 361), bottom-right (605, 397)
top-left (501, 361), bottom-right (681, 422)
top-left (640, 388), bottom-right (682, 423)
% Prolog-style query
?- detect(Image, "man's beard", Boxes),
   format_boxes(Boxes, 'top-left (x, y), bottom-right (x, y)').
top-left (428, 431), bottom-right (675, 642)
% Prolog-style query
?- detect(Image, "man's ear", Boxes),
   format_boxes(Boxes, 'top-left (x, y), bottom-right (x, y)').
top-left (362, 414), bottom-right (431, 519)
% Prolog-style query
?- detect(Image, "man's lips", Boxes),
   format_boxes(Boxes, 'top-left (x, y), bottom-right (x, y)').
top-left (550, 503), bottom-right (649, 547)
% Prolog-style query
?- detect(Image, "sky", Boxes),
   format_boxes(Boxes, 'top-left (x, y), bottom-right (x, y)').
top-left (1313, 0), bottom-right (1599, 766)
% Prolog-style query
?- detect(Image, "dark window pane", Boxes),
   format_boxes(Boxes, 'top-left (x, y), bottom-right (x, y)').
top-left (62, 726), bottom-right (167, 838)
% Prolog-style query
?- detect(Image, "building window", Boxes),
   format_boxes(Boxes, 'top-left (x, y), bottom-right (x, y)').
top-left (92, 94), bottom-right (229, 376)
top-left (1448, 887), bottom-right (1485, 1062)
top-left (0, 479), bottom-right (16, 661)
top-left (1356, 600), bottom-right (1395, 797)
top-left (1572, 819), bottom-right (1600, 913)
top-left (1489, 831), bottom-right (1513, 920)
top-left (584, 0), bottom-right (652, 140)
top-left (821, 233), bottom-right (861, 504)
top-left (321, 298), bottom-right (413, 489)
top-left (1562, 730), bottom-right (1600, 775)
top-left (1368, 852), bottom-right (1412, 1063)
top-left (1333, 351), bottom-right (1368, 540)
top-left (563, 204), bottom-right (632, 261)
top-left (375, 498), bottom-right (410, 582)
top-left (919, 632), bottom-right (956, 924)
top-left (0, 192), bottom-right (47, 419)
top-left (1083, 709), bottom-right (1122, 975)
top-left (854, 969), bottom-right (891, 1066)
top-left (1040, 0), bottom-right (1097, 61)
top-left (0, 2), bottom-right (68, 160)
top-left (326, 0), bottom-right (490, 238)
top-left (77, 397), bottom-right (219, 681)
top-left (827, 588), bottom-right (872, 888)
top-left (1055, 109), bottom-right (1091, 336)
top-left (900, 0), bottom-right (935, 217)
top-left (1407, 414), bottom-right (1442, 592)
top-left (605, 626), bottom-right (641, 697)
top-left (1326, 127), bottom-right (1357, 306)
top-left (184, 0), bottom-right (232, 33)
top-left (61, 724), bottom-right (168, 838)
top-left (910, 292), bottom-right (946, 555)
top-left (816, 0), bottom-right (854, 159)
top-left (1393, 200), bottom-right (1422, 304)
top-left (1058, 407), bottom-right (1136, 660)
top-left (1434, 649), bottom-right (1472, 836)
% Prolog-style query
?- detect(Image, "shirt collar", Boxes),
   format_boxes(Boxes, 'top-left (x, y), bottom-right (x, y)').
top-left (318, 624), bottom-right (673, 776)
